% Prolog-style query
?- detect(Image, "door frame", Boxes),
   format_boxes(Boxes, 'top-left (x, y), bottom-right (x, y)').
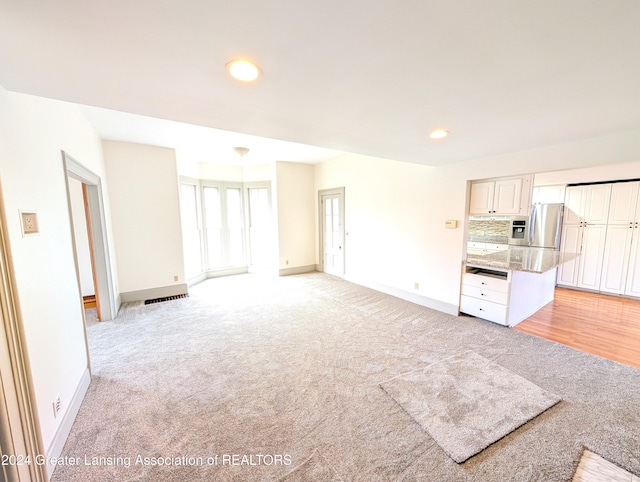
top-left (0, 184), bottom-right (46, 482)
top-left (62, 151), bottom-right (118, 322)
top-left (318, 187), bottom-right (345, 277)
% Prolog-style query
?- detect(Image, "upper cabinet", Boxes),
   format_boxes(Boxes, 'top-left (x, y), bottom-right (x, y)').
top-left (607, 181), bottom-right (639, 224)
top-left (563, 184), bottom-right (612, 225)
top-left (469, 176), bottom-right (532, 216)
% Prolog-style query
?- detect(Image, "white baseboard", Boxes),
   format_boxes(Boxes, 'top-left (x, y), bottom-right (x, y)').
top-left (120, 283), bottom-right (188, 303)
top-left (206, 267), bottom-right (248, 278)
top-left (344, 274), bottom-right (460, 316)
top-left (45, 367), bottom-right (90, 480)
top-left (279, 265), bottom-right (317, 276)
top-left (187, 273), bottom-right (207, 287)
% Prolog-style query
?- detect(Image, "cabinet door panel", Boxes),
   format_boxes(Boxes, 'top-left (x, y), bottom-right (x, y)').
top-left (469, 181), bottom-right (495, 215)
top-left (577, 225), bottom-right (607, 290)
top-left (493, 178), bottom-right (522, 214)
top-left (624, 229), bottom-right (640, 297)
top-left (557, 224), bottom-right (582, 287)
top-left (607, 182), bottom-right (639, 225)
top-left (584, 184), bottom-right (612, 224)
top-left (563, 186), bottom-right (585, 225)
top-left (600, 225), bottom-right (633, 294)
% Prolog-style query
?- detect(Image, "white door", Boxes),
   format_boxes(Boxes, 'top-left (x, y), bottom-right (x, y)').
top-left (600, 224), bottom-right (634, 294)
top-left (577, 224), bottom-right (608, 290)
top-left (557, 224), bottom-right (582, 287)
top-left (320, 189), bottom-right (345, 277)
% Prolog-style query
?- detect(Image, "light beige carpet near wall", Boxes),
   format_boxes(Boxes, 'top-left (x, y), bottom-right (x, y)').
top-left (52, 273), bottom-right (640, 481)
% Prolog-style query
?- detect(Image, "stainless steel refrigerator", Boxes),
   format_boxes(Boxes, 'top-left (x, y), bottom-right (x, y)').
top-left (529, 203), bottom-right (564, 249)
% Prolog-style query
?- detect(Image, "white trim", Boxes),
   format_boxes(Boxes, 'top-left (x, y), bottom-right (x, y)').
top-left (62, 151), bottom-right (118, 321)
top-left (119, 284), bottom-right (188, 303)
top-left (344, 274), bottom-right (460, 316)
top-left (318, 187), bottom-right (346, 277)
top-left (279, 265), bottom-right (317, 276)
top-left (187, 273), bottom-right (207, 287)
top-left (206, 267), bottom-right (248, 278)
top-left (0, 188), bottom-right (46, 482)
top-left (44, 368), bottom-right (90, 480)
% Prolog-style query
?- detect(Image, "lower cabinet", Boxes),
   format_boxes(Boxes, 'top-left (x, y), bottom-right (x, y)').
top-left (460, 271), bottom-right (509, 326)
top-left (460, 265), bottom-right (557, 327)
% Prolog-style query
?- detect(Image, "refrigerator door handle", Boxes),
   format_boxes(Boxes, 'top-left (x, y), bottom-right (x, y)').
top-left (553, 207), bottom-right (563, 249)
top-left (528, 204), bottom-right (538, 245)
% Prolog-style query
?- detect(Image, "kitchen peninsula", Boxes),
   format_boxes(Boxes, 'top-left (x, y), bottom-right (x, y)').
top-left (460, 247), bottom-right (578, 327)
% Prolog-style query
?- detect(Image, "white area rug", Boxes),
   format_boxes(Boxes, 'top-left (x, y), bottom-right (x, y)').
top-left (380, 351), bottom-right (561, 463)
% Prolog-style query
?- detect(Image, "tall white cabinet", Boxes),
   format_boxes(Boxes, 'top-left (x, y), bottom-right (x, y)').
top-left (599, 182), bottom-right (640, 297)
top-left (559, 180), bottom-right (640, 298)
top-left (557, 184), bottom-right (611, 290)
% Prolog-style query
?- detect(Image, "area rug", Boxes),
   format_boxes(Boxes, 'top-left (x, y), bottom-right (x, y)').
top-left (380, 351), bottom-right (561, 463)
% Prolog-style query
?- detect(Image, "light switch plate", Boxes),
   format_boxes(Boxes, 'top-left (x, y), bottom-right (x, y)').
top-left (20, 210), bottom-right (39, 236)
top-left (445, 219), bottom-right (458, 229)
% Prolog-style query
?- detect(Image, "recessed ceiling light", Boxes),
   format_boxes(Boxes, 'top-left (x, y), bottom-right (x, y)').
top-left (226, 59), bottom-right (261, 82)
top-left (429, 129), bottom-right (449, 139)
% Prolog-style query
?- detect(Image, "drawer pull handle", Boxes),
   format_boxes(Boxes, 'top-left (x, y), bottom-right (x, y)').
top-left (481, 282), bottom-right (487, 285)
top-left (479, 308), bottom-right (485, 311)
top-left (480, 293), bottom-right (486, 296)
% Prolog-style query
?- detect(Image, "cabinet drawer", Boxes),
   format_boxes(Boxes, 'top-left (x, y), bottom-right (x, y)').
top-left (461, 284), bottom-right (509, 305)
top-left (460, 295), bottom-right (508, 325)
top-left (463, 273), bottom-right (509, 293)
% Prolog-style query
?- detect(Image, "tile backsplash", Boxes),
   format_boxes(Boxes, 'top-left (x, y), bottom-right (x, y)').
top-left (468, 220), bottom-right (510, 244)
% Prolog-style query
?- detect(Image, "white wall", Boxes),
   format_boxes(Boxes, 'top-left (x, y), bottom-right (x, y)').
top-left (275, 162), bottom-right (316, 270)
top-left (68, 178), bottom-right (94, 297)
top-left (0, 86), bottom-right (114, 461)
top-left (102, 141), bottom-right (185, 295)
top-left (316, 128), bottom-right (640, 313)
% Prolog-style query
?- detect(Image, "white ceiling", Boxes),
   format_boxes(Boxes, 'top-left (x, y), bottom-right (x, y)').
top-left (1, 0), bottom-right (640, 166)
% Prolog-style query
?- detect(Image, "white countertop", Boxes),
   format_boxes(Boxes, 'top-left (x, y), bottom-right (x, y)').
top-left (466, 246), bottom-right (579, 273)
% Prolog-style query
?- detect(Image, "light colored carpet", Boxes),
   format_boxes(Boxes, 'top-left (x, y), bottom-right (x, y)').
top-left (380, 351), bottom-right (561, 463)
top-left (278, 450), bottom-right (343, 481)
top-left (51, 272), bottom-right (640, 481)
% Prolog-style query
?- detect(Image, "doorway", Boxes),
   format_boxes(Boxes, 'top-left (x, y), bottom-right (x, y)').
top-left (62, 152), bottom-right (117, 321)
top-left (318, 188), bottom-right (345, 277)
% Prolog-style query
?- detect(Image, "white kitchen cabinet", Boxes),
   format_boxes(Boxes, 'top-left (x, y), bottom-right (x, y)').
top-left (460, 264), bottom-right (557, 327)
top-left (557, 223), bottom-right (607, 290)
top-left (624, 227), bottom-right (640, 297)
top-left (469, 177), bottom-right (528, 215)
top-left (600, 225), bottom-right (634, 294)
top-left (600, 182), bottom-right (640, 296)
top-left (607, 181), bottom-right (639, 225)
top-left (460, 269), bottom-right (510, 325)
top-left (557, 224), bottom-right (582, 287)
top-left (576, 225), bottom-right (608, 290)
top-left (563, 184), bottom-right (612, 225)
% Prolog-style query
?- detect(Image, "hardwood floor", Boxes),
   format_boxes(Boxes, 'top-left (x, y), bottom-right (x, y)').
top-left (514, 288), bottom-right (640, 370)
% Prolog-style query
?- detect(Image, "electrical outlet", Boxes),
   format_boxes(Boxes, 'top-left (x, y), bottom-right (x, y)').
top-left (52, 394), bottom-right (61, 418)
top-left (173, 275), bottom-right (179, 282)
top-left (20, 210), bottom-right (39, 236)
top-left (286, 260), bottom-right (289, 265)
top-left (414, 282), bottom-right (419, 290)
